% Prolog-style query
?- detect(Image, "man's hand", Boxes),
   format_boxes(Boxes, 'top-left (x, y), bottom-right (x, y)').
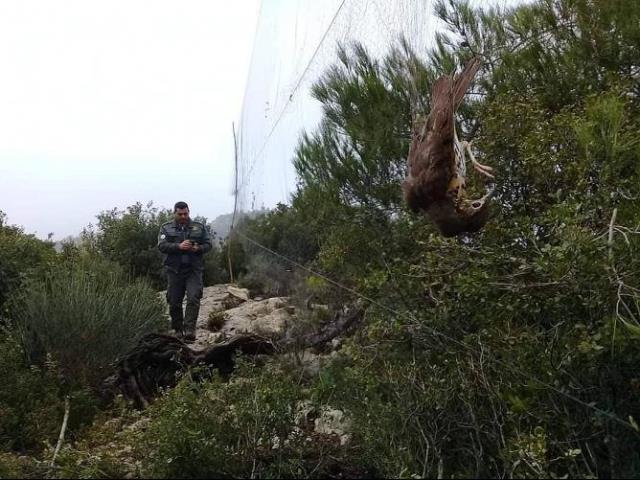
top-left (178, 240), bottom-right (193, 251)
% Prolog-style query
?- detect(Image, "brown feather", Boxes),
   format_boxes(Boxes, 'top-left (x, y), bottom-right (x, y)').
top-left (451, 57), bottom-right (482, 108)
top-left (404, 56), bottom-right (490, 236)
top-left (403, 75), bottom-right (455, 211)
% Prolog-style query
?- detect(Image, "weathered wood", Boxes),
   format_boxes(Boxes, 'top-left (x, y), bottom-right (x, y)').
top-left (50, 395), bottom-right (70, 467)
top-left (280, 304), bottom-right (364, 350)
top-left (100, 333), bottom-right (274, 408)
top-left (100, 303), bottom-right (364, 407)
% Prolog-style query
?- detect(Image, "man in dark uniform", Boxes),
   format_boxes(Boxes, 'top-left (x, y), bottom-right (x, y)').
top-left (158, 201), bottom-right (212, 341)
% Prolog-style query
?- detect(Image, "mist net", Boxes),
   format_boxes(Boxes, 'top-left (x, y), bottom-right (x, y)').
top-left (234, 0), bottom-right (435, 222)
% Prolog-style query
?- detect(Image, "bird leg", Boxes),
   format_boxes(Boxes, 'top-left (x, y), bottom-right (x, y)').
top-left (468, 184), bottom-right (497, 211)
top-left (464, 141), bottom-right (495, 179)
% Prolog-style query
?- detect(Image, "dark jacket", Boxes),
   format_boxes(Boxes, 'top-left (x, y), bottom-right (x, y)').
top-left (157, 219), bottom-right (212, 272)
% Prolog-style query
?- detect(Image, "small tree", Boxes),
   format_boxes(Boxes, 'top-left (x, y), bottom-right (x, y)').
top-left (93, 202), bottom-right (172, 289)
top-left (0, 211), bottom-right (56, 313)
top-left (11, 259), bottom-right (166, 388)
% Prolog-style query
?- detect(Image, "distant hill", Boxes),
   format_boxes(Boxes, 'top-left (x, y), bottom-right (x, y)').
top-left (49, 211), bottom-right (269, 252)
top-left (209, 213), bottom-right (234, 241)
top-left (53, 235), bottom-right (83, 253)
top-left (208, 209), bottom-right (269, 241)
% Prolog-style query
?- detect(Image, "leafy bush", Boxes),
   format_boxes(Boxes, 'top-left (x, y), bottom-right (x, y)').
top-left (0, 332), bottom-right (64, 452)
top-left (90, 202), bottom-right (172, 290)
top-left (88, 201), bottom-right (225, 289)
top-left (218, 234), bottom-right (248, 283)
top-left (139, 362), bottom-right (361, 479)
top-left (243, 204), bottom-right (320, 265)
top-left (0, 332), bottom-right (98, 453)
top-left (52, 404), bottom-right (148, 479)
top-left (206, 310), bottom-right (225, 332)
top-left (201, 246), bottom-right (226, 287)
top-left (0, 451), bottom-right (43, 479)
top-left (235, 202), bottom-right (327, 296)
top-left (239, 254), bottom-right (294, 297)
top-left (0, 211), bottom-right (56, 313)
top-left (10, 259), bottom-right (167, 388)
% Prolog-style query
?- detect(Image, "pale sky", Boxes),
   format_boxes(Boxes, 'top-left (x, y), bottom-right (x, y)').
top-left (0, 0), bottom-right (525, 240)
top-left (237, 0), bottom-right (526, 214)
top-left (0, 0), bottom-right (260, 239)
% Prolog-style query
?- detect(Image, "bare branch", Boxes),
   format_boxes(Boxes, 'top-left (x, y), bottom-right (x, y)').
top-left (50, 395), bottom-right (70, 467)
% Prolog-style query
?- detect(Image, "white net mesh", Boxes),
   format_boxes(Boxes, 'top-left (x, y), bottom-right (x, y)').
top-left (235, 0), bottom-right (524, 221)
top-left (235, 0), bottom-right (435, 218)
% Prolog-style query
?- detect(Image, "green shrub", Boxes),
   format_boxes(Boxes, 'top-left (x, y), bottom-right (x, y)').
top-left (218, 235), bottom-right (248, 283)
top-left (0, 452), bottom-right (25, 479)
top-left (236, 202), bottom-right (321, 294)
top-left (202, 247), bottom-right (226, 287)
top-left (0, 333), bottom-right (63, 452)
top-left (0, 332), bottom-right (98, 453)
top-left (0, 211), bottom-right (56, 313)
top-left (141, 363), bottom-right (297, 478)
top-left (10, 259), bottom-right (167, 389)
top-left (91, 202), bottom-right (172, 290)
top-left (52, 404), bottom-right (148, 479)
top-left (0, 451), bottom-right (44, 479)
top-left (239, 254), bottom-right (294, 297)
top-left (206, 311), bottom-right (226, 332)
top-left (139, 362), bottom-right (359, 479)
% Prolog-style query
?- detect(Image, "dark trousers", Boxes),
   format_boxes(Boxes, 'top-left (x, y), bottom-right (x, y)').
top-left (166, 267), bottom-right (203, 334)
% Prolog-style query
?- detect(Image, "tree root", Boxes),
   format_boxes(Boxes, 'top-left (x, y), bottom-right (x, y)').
top-left (100, 303), bottom-right (364, 408)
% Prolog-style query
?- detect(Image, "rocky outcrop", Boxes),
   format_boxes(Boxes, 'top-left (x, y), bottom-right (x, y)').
top-left (295, 401), bottom-right (352, 446)
top-left (102, 284), bottom-right (364, 405)
top-left (158, 284), bottom-right (291, 350)
top-left (221, 297), bottom-right (292, 338)
top-left (315, 407), bottom-right (352, 446)
top-left (180, 286), bottom-right (296, 350)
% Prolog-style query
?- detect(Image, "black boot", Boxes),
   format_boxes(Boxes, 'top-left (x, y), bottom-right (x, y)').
top-left (169, 305), bottom-right (184, 337)
top-left (183, 330), bottom-right (196, 342)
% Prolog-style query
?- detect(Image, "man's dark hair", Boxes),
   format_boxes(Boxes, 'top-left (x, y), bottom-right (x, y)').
top-left (174, 201), bottom-right (189, 212)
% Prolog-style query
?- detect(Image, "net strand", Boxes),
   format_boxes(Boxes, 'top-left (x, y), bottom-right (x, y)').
top-left (239, 0), bottom-right (349, 193)
top-left (237, 230), bottom-right (639, 435)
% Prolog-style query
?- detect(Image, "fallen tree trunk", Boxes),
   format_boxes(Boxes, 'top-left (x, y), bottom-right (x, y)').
top-left (280, 302), bottom-right (365, 350)
top-left (100, 303), bottom-right (364, 407)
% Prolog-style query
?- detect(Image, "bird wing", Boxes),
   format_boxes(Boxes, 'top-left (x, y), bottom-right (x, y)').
top-left (452, 57), bottom-right (482, 109)
top-left (404, 57), bottom-right (482, 214)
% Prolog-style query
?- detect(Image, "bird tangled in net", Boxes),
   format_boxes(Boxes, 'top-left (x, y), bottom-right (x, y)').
top-left (403, 57), bottom-right (496, 237)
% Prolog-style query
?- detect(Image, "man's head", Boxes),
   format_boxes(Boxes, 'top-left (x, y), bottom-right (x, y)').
top-left (174, 201), bottom-right (190, 225)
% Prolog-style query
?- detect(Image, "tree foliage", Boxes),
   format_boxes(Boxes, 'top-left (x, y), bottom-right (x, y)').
top-left (2, 0), bottom-right (640, 477)
top-left (11, 259), bottom-right (167, 389)
top-left (0, 212), bottom-right (56, 313)
top-left (90, 202), bottom-right (172, 289)
top-left (89, 201), bottom-right (225, 288)
top-left (237, 0), bottom-right (640, 476)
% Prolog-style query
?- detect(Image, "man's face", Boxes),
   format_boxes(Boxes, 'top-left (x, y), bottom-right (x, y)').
top-left (175, 207), bottom-right (189, 225)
